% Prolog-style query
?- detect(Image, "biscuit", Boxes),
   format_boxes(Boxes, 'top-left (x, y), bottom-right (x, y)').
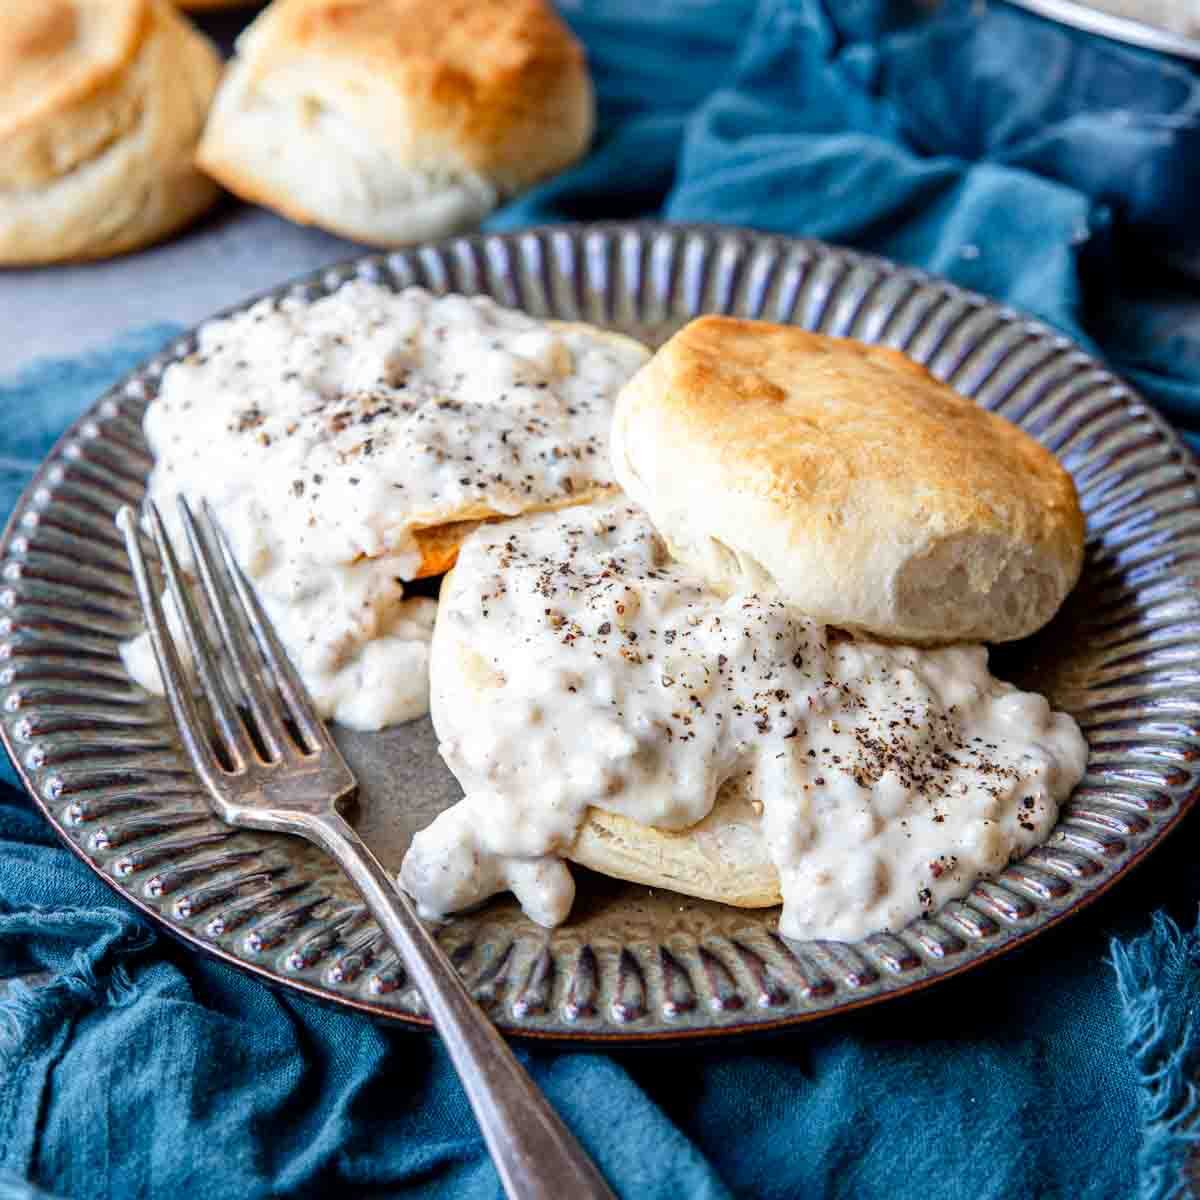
top-left (0, 0), bottom-right (222, 264)
top-left (612, 318), bottom-right (1085, 644)
top-left (429, 586), bottom-right (782, 909)
top-left (197, 0), bottom-right (592, 245)
top-left (568, 789), bottom-right (782, 909)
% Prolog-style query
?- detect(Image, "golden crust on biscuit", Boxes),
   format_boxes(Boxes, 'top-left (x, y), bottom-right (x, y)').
top-left (612, 317), bottom-right (1085, 645)
top-left (196, 0), bottom-right (592, 245)
top-left (410, 521), bottom-right (491, 580)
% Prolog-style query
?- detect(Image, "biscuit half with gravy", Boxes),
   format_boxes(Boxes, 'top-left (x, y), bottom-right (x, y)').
top-left (0, 0), bottom-right (222, 265)
top-left (431, 629), bottom-right (783, 909)
top-left (406, 325), bottom-right (1088, 931)
top-left (401, 321), bottom-right (647, 579)
top-left (612, 318), bottom-right (1085, 646)
top-left (413, 496), bottom-right (1086, 936)
top-left (125, 283), bottom-right (649, 730)
top-left (196, 0), bottom-right (592, 245)
top-left (139, 284), bottom-right (649, 579)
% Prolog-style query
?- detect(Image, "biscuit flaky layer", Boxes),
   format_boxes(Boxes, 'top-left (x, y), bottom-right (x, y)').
top-left (0, 0), bottom-right (221, 264)
top-left (409, 488), bottom-right (615, 579)
top-left (196, 0), bottom-right (593, 246)
top-left (612, 317), bottom-right (1085, 645)
top-left (569, 794), bottom-right (782, 909)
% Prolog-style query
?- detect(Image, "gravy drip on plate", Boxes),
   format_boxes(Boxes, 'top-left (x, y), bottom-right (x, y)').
top-left (122, 281), bottom-right (648, 730)
top-left (121, 566), bottom-right (438, 731)
top-left (403, 501), bottom-right (1088, 941)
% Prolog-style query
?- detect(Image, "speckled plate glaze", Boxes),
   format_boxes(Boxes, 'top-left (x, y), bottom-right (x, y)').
top-left (4, 223), bottom-right (1200, 1041)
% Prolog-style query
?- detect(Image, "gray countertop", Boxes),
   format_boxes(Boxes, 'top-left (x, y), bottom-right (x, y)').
top-left (0, 202), bottom-right (364, 378)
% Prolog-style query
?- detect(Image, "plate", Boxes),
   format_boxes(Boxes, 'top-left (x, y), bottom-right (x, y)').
top-left (3, 222), bottom-right (1200, 1042)
top-left (1003, 0), bottom-right (1200, 60)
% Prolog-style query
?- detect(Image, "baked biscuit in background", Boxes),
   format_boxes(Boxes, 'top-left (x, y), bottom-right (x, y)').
top-left (196, 0), bottom-right (594, 246)
top-left (0, 0), bottom-right (223, 265)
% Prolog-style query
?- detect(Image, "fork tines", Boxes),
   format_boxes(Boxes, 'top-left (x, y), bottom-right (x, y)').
top-left (117, 497), bottom-right (330, 777)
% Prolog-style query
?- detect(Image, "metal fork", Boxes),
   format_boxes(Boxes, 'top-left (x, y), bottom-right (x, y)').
top-left (117, 497), bottom-right (616, 1200)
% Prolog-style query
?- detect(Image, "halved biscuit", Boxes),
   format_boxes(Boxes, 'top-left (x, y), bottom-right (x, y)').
top-left (430, 579), bottom-right (782, 909)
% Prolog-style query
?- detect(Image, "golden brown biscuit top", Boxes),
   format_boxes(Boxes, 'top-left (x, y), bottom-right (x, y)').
top-left (0, 0), bottom-right (147, 138)
top-left (240, 0), bottom-right (586, 175)
top-left (257, 0), bottom-right (581, 78)
top-left (648, 316), bottom-right (1083, 552)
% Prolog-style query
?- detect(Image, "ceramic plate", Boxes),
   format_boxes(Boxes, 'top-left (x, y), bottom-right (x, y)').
top-left (4, 223), bottom-right (1200, 1041)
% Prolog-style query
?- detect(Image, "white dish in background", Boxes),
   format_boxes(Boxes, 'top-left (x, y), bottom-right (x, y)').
top-left (1004, 0), bottom-right (1200, 59)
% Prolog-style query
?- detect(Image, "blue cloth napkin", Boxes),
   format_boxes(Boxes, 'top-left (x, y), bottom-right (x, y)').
top-left (6, 2), bottom-right (1200, 1197)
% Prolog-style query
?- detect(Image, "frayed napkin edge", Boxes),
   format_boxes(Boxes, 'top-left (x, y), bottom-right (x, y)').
top-left (1111, 910), bottom-right (1200, 1200)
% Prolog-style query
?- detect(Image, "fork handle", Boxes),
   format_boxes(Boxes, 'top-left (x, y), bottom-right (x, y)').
top-left (304, 811), bottom-right (617, 1200)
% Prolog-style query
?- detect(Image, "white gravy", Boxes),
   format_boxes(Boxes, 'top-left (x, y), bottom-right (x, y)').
top-left (122, 281), bottom-right (648, 730)
top-left (402, 500), bottom-right (1089, 942)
